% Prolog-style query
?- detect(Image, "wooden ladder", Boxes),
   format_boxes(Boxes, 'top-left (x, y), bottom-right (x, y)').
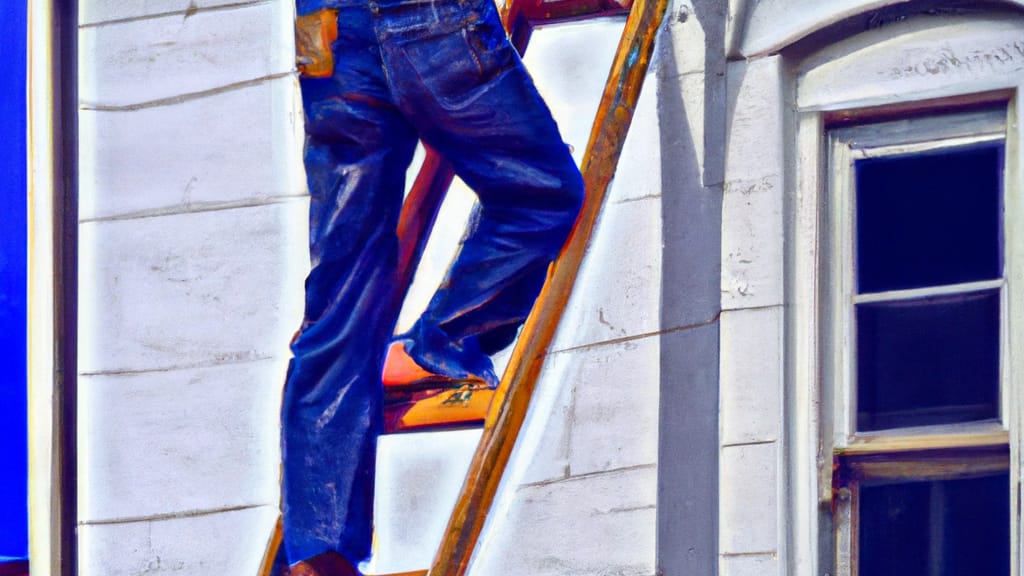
top-left (260, 0), bottom-right (667, 570)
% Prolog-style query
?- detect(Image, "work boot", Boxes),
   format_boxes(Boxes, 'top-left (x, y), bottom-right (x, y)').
top-left (289, 551), bottom-right (360, 576)
top-left (384, 319), bottom-right (498, 390)
top-left (382, 341), bottom-right (490, 391)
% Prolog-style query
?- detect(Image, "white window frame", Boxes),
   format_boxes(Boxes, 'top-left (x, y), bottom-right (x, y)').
top-left (786, 11), bottom-right (1024, 576)
top-left (827, 108), bottom-right (1013, 576)
top-left (828, 109), bottom-right (1011, 453)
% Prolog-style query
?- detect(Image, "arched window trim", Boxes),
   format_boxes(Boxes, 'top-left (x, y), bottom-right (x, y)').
top-left (735, 0), bottom-right (1024, 59)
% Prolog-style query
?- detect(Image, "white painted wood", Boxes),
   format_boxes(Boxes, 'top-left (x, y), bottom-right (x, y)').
top-left (741, 0), bottom-right (896, 58)
top-left (78, 200), bottom-right (308, 374)
top-left (474, 336), bottom-right (658, 499)
top-left (535, 22), bottom-right (664, 349)
top-left (720, 176), bottom-right (785, 310)
top-left (613, 75), bottom-right (663, 204)
top-left (798, 15), bottom-right (1024, 112)
top-left (660, 70), bottom-right (708, 183)
top-left (469, 466), bottom-right (656, 576)
top-left (719, 442), bottom-right (779, 555)
top-left (1006, 89), bottom-right (1024, 576)
top-left (853, 279), bottom-right (1005, 304)
top-left (471, 336), bottom-right (658, 574)
top-left (720, 306), bottom-right (783, 446)
top-left (79, 0), bottom-right (294, 108)
top-left (78, 505), bottom-right (280, 576)
top-left (77, 360), bottom-right (285, 523)
top-left (476, 337), bottom-right (576, 506)
top-left (502, 349), bottom-right (575, 486)
top-left (849, 133), bottom-right (1005, 160)
top-left (787, 112), bottom-right (825, 576)
top-left (726, 0), bottom-right (751, 58)
top-left (833, 488), bottom-right (854, 576)
top-left (367, 429), bottom-right (483, 575)
top-left (565, 336), bottom-right (660, 476)
top-left (79, 77), bottom-right (304, 221)
top-left (722, 57), bottom-right (785, 309)
top-left (720, 553), bottom-right (780, 576)
top-left (738, 0), bottom-right (1024, 58)
top-left (828, 133), bottom-right (857, 449)
top-left (526, 19), bottom-right (626, 169)
top-left (551, 195), bottom-right (662, 351)
top-left (80, 0), bottom-right (271, 26)
top-left (838, 108), bottom-right (1007, 151)
top-left (666, 0), bottom-right (709, 78)
top-left (27, 1), bottom-right (58, 573)
top-left (725, 57), bottom-right (785, 183)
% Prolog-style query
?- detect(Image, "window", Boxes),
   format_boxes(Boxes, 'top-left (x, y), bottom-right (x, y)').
top-left (827, 108), bottom-right (1012, 576)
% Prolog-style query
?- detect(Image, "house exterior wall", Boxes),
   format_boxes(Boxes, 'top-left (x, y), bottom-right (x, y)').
top-left (716, 52), bottom-right (787, 576)
top-left (76, 1), bottom-right (301, 572)
top-left (73, 3), bottom-right (666, 574)
top-left (68, 0), bottom-right (1024, 574)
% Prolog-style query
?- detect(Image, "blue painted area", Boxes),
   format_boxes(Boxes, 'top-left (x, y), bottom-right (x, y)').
top-left (0, 0), bottom-right (30, 562)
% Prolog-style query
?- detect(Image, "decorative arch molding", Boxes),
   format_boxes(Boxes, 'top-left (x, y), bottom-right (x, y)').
top-left (794, 13), bottom-right (1024, 111)
top-left (734, 0), bottom-right (1024, 58)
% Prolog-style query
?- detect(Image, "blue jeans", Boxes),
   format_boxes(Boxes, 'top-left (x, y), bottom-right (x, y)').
top-left (282, 0), bottom-right (583, 565)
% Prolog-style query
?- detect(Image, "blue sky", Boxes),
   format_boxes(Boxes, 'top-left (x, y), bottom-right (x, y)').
top-left (0, 0), bottom-right (29, 560)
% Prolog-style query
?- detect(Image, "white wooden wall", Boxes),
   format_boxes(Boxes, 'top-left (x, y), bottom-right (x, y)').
top-left (76, 1), bottom-right (302, 572)
top-left (73, 4), bottom-right (664, 575)
top-left (71, 1), bottom-right (1024, 575)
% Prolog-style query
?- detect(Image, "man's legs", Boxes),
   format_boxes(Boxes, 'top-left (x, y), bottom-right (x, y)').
top-left (285, 0), bottom-right (580, 566)
top-left (377, 1), bottom-right (584, 383)
top-left (282, 5), bottom-right (418, 567)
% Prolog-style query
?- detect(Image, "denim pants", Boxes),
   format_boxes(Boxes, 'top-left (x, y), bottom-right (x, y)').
top-left (282, 0), bottom-right (583, 565)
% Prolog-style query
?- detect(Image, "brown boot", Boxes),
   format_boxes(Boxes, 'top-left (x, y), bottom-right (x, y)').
top-left (289, 551), bottom-right (361, 576)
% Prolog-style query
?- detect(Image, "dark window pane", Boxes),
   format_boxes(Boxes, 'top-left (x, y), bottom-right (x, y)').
top-left (856, 144), bottom-right (1003, 293)
top-left (857, 290), bottom-right (999, 431)
top-left (860, 472), bottom-right (1009, 576)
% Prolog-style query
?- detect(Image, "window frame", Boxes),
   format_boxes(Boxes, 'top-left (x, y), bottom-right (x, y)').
top-left (785, 11), bottom-right (1024, 576)
top-left (828, 109), bottom-right (1012, 452)
top-left (824, 106), bottom-right (1017, 576)
top-left (794, 102), bottom-right (1024, 576)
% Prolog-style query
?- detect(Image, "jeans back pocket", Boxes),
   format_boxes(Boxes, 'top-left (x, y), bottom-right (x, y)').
top-left (392, 7), bottom-right (515, 107)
